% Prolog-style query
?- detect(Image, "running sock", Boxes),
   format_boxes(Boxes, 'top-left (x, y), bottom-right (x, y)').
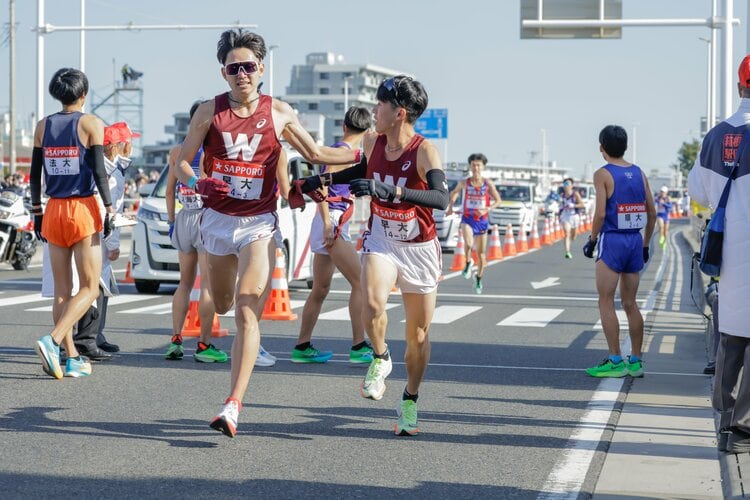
top-left (628, 354), bottom-right (642, 363)
top-left (476, 276), bottom-right (482, 283)
top-left (73, 356), bottom-right (83, 362)
top-left (374, 349), bottom-right (391, 361)
top-left (295, 341), bottom-right (311, 351)
top-left (351, 341), bottom-right (368, 350)
top-left (403, 388), bottom-right (418, 403)
top-left (608, 354), bottom-right (623, 364)
top-left (51, 337), bottom-right (60, 346)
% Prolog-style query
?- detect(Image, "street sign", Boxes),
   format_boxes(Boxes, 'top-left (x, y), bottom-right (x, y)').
top-left (521, 0), bottom-right (622, 39)
top-left (415, 108), bottom-right (448, 139)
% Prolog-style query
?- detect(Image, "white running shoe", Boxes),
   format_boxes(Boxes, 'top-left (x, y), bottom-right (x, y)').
top-left (258, 345), bottom-right (277, 362)
top-left (209, 399), bottom-right (240, 438)
top-left (255, 346), bottom-right (276, 367)
top-left (360, 352), bottom-right (393, 400)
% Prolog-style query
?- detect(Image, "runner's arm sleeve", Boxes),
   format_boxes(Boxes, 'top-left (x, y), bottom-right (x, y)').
top-left (328, 156), bottom-right (368, 185)
top-left (30, 147), bottom-right (44, 207)
top-left (90, 145), bottom-right (113, 207)
top-left (398, 169), bottom-right (449, 210)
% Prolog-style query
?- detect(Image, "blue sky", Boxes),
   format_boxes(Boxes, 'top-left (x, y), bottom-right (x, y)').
top-left (1, 0), bottom-right (748, 177)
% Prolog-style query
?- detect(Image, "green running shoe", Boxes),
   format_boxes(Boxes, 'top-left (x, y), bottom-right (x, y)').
top-left (474, 276), bottom-right (483, 295)
top-left (195, 343), bottom-right (228, 363)
top-left (349, 343), bottom-right (374, 364)
top-left (291, 345), bottom-right (333, 363)
top-left (626, 357), bottom-right (644, 378)
top-left (165, 335), bottom-right (184, 360)
top-left (395, 399), bottom-right (420, 436)
top-left (565, 252), bottom-right (573, 259)
top-left (461, 258), bottom-right (473, 279)
top-left (360, 355), bottom-right (392, 400)
top-left (585, 358), bottom-right (627, 378)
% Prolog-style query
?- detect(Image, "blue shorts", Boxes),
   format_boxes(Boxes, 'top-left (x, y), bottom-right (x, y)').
top-left (597, 232), bottom-right (644, 274)
top-left (461, 215), bottom-right (489, 236)
top-left (657, 212), bottom-right (669, 222)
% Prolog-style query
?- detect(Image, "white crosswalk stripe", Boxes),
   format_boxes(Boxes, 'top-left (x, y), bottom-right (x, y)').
top-left (27, 294), bottom-right (157, 313)
top-left (0, 293), bottom-right (51, 308)
top-left (400, 305), bottom-right (482, 324)
top-left (497, 307), bottom-right (564, 327)
top-left (320, 303), bottom-right (399, 321)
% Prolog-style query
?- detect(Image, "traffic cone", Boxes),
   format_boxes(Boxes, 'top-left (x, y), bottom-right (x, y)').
top-left (541, 218), bottom-right (552, 246)
top-left (516, 224), bottom-right (529, 254)
top-left (122, 261), bottom-right (134, 284)
top-left (262, 248), bottom-right (298, 321)
top-left (503, 224), bottom-right (517, 257)
top-left (182, 274), bottom-right (228, 338)
top-left (554, 216), bottom-right (563, 241)
top-left (355, 221), bottom-right (367, 250)
top-left (529, 221), bottom-right (541, 249)
top-left (487, 224), bottom-right (504, 261)
top-left (450, 237), bottom-right (467, 271)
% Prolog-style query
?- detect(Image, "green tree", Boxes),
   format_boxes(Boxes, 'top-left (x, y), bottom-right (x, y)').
top-left (672, 139), bottom-right (701, 179)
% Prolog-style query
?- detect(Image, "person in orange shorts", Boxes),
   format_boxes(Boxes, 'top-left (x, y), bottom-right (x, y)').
top-left (29, 67), bottom-right (115, 379)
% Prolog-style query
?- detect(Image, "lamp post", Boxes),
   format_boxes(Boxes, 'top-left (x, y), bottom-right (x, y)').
top-left (268, 44), bottom-right (279, 97)
top-left (343, 75), bottom-right (353, 111)
top-left (699, 37), bottom-right (713, 135)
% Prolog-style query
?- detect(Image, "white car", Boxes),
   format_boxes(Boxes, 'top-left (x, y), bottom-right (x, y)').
top-left (489, 181), bottom-right (538, 234)
top-left (129, 149), bottom-right (318, 294)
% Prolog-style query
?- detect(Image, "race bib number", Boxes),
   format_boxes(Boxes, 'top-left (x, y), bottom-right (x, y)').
top-left (43, 147), bottom-right (80, 176)
top-left (465, 196), bottom-right (486, 211)
top-left (177, 184), bottom-right (203, 210)
top-left (212, 159), bottom-right (265, 201)
top-left (617, 203), bottom-right (647, 230)
top-left (371, 204), bottom-right (419, 241)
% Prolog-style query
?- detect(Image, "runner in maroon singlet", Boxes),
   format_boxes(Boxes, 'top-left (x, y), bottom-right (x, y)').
top-left (300, 76), bottom-right (450, 435)
top-left (174, 30), bottom-right (361, 438)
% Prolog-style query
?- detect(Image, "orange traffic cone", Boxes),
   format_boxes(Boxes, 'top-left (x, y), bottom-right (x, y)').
top-left (487, 224), bottom-right (504, 261)
top-left (554, 216), bottom-right (563, 241)
top-left (355, 221), bottom-right (367, 250)
top-left (503, 224), bottom-right (517, 257)
top-left (450, 237), bottom-right (467, 271)
top-left (182, 274), bottom-right (228, 338)
top-left (541, 218), bottom-right (552, 246)
top-left (585, 213), bottom-right (592, 231)
top-left (262, 248), bottom-right (298, 321)
top-left (516, 224), bottom-right (529, 254)
top-left (529, 221), bottom-right (541, 250)
top-left (122, 261), bottom-right (134, 284)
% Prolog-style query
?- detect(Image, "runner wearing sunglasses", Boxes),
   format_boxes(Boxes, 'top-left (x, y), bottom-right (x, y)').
top-left (300, 75), bottom-right (449, 435)
top-left (174, 29), bottom-right (362, 438)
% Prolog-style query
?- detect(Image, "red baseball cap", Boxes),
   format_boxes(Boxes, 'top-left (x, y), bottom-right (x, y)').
top-left (739, 55), bottom-right (750, 87)
top-left (103, 121), bottom-right (141, 146)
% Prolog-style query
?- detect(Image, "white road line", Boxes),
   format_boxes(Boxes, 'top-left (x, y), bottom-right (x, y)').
top-left (538, 378), bottom-right (624, 499)
top-left (320, 303), bottom-right (398, 321)
top-left (118, 303), bottom-right (173, 315)
top-left (658, 335), bottom-right (677, 354)
top-left (0, 347), bottom-right (709, 376)
top-left (319, 289), bottom-right (599, 302)
top-left (498, 307), bottom-right (564, 327)
top-left (222, 299), bottom-right (306, 317)
top-left (400, 305), bottom-right (481, 324)
top-left (25, 294), bottom-right (158, 313)
top-left (0, 293), bottom-right (50, 307)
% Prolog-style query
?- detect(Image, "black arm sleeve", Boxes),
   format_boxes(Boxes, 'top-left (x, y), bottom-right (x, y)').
top-left (399, 169), bottom-right (449, 210)
top-left (89, 145), bottom-right (112, 207)
top-left (30, 147), bottom-right (44, 206)
top-left (328, 156), bottom-right (368, 185)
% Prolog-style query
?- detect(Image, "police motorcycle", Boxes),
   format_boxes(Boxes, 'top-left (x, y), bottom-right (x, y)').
top-left (0, 188), bottom-right (38, 270)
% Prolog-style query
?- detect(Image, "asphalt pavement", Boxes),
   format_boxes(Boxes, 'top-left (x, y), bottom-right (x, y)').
top-left (0, 220), bottom-right (733, 499)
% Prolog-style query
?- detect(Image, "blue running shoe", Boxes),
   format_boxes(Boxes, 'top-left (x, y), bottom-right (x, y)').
top-left (35, 335), bottom-right (62, 380)
top-left (291, 345), bottom-right (334, 363)
top-left (64, 356), bottom-right (92, 378)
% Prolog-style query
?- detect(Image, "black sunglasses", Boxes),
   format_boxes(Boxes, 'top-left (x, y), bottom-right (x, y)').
top-left (382, 77), bottom-right (401, 106)
top-left (225, 60), bottom-right (259, 76)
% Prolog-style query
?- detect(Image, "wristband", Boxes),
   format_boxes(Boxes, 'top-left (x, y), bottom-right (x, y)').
top-left (188, 176), bottom-right (198, 189)
top-left (354, 149), bottom-right (362, 163)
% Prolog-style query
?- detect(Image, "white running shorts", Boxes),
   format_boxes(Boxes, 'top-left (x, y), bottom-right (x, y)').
top-left (310, 208), bottom-right (351, 255)
top-left (560, 212), bottom-right (580, 229)
top-left (360, 232), bottom-right (442, 294)
top-left (171, 208), bottom-right (204, 253)
top-left (200, 208), bottom-right (280, 256)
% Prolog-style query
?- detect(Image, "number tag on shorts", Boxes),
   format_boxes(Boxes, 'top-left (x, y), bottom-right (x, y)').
top-left (177, 184), bottom-right (203, 210)
top-left (617, 203), bottom-right (647, 230)
top-left (212, 159), bottom-right (264, 200)
top-left (371, 204), bottom-right (419, 241)
top-left (43, 146), bottom-right (80, 176)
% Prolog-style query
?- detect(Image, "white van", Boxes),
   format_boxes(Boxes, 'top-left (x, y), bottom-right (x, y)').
top-left (129, 148), bottom-right (318, 293)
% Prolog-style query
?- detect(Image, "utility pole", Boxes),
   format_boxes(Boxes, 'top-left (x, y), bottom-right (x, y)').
top-left (9, 0), bottom-right (16, 174)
